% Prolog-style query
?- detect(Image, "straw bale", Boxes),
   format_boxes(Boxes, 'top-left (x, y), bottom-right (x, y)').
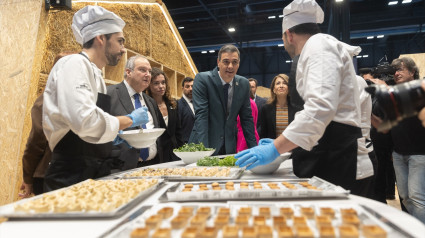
top-left (257, 86), bottom-right (271, 98)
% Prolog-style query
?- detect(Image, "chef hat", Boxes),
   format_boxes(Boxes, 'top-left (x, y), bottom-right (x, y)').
top-left (282, 0), bottom-right (324, 33)
top-left (71, 6), bottom-right (125, 45)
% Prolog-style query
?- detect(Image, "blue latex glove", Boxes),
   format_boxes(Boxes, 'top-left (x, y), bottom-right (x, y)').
top-left (258, 138), bottom-right (274, 146)
top-left (113, 131), bottom-right (132, 148)
top-left (127, 107), bottom-right (149, 128)
top-left (235, 141), bottom-right (280, 170)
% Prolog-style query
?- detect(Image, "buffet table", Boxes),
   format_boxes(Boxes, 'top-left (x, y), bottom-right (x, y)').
top-left (1, 160), bottom-right (424, 238)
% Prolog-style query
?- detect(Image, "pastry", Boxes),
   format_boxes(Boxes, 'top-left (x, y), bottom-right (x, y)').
top-left (339, 224), bottom-right (359, 238)
top-left (257, 225), bottom-right (273, 238)
top-left (319, 225), bottom-right (336, 238)
top-left (235, 215), bottom-right (249, 227)
top-left (211, 182), bottom-right (220, 187)
top-left (171, 215), bottom-right (188, 229)
top-left (181, 227), bottom-right (198, 238)
top-left (315, 215), bottom-right (332, 227)
top-left (218, 207), bottom-right (231, 216)
top-left (295, 226), bottom-right (314, 238)
top-left (259, 207), bottom-right (271, 218)
top-left (280, 207), bottom-right (294, 218)
top-left (342, 214), bottom-right (360, 228)
top-left (184, 184), bottom-right (194, 189)
top-left (273, 216), bottom-right (287, 228)
top-left (199, 226), bottom-right (217, 238)
top-left (157, 207), bottom-right (173, 219)
top-left (362, 225), bottom-right (387, 238)
top-left (190, 214), bottom-right (207, 227)
top-left (300, 207), bottom-right (315, 219)
top-left (226, 181), bottom-right (234, 186)
top-left (242, 227), bottom-right (257, 238)
top-left (196, 207), bottom-right (211, 217)
top-left (320, 207), bottom-right (335, 218)
top-left (238, 207), bottom-right (252, 216)
top-left (145, 215), bottom-right (161, 230)
top-left (222, 225), bottom-right (239, 238)
top-left (240, 182), bottom-right (249, 186)
top-left (130, 227), bottom-right (149, 238)
top-left (292, 216), bottom-right (307, 227)
top-left (151, 228), bottom-right (171, 238)
top-left (276, 225), bottom-right (294, 238)
top-left (214, 215), bottom-right (230, 228)
top-left (253, 216), bottom-right (266, 226)
top-left (179, 207), bottom-right (194, 217)
top-left (341, 208), bottom-right (357, 216)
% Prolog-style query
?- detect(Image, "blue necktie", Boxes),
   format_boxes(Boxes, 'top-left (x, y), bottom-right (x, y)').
top-left (223, 83), bottom-right (230, 113)
top-left (134, 93), bottom-right (149, 161)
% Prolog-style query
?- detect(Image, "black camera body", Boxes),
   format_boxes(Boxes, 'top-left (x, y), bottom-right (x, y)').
top-left (366, 79), bottom-right (425, 132)
top-left (370, 62), bottom-right (396, 86)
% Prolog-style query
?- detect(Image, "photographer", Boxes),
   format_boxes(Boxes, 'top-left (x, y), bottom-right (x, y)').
top-left (372, 57), bottom-right (425, 223)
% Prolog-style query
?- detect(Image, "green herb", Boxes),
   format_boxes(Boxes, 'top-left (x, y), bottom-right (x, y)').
top-left (196, 156), bottom-right (220, 166)
top-left (173, 142), bottom-right (214, 152)
top-left (218, 156), bottom-right (237, 166)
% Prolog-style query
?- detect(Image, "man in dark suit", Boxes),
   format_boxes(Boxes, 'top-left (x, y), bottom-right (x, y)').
top-left (248, 78), bottom-right (267, 113)
top-left (177, 77), bottom-right (195, 143)
top-left (107, 55), bottom-right (167, 170)
top-left (189, 44), bottom-right (257, 155)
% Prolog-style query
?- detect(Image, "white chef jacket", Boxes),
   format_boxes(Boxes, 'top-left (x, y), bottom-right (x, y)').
top-left (43, 53), bottom-right (119, 150)
top-left (355, 76), bottom-right (374, 179)
top-left (283, 33), bottom-right (362, 151)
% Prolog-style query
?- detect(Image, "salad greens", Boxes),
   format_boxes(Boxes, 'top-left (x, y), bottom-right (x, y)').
top-left (196, 155), bottom-right (237, 167)
top-left (173, 142), bottom-right (214, 152)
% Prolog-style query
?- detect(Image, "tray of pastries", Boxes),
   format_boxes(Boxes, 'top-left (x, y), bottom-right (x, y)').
top-left (158, 177), bottom-right (349, 202)
top-left (117, 167), bottom-right (245, 181)
top-left (106, 201), bottom-right (403, 238)
top-left (0, 178), bottom-right (162, 219)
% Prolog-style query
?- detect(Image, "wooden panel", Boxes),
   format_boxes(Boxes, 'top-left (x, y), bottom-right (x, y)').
top-left (163, 66), bottom-right (177, 97)
top-left (176, 72), bottom-right (186, 98)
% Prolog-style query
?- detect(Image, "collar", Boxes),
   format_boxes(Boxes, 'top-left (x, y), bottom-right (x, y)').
top-left (124, 80), bottom-right (143, 99)
top-left (218, 72), bottom-right (234, 86)
top-left (182, 94), bottom-right (192, 104)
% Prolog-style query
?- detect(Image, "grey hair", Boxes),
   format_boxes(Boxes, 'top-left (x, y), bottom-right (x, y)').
top-left (391, 57), bottom-right (420, 79)
top-left (124, 55), bottom-right (148, 78)
top-left (218, 44), bottom-right (240, 61)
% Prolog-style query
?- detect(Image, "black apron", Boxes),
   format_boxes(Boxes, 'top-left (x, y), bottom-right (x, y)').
top-left (44, 92), bottom-right (117, 192)
top-left (292, 121), bottom-right (361, 191)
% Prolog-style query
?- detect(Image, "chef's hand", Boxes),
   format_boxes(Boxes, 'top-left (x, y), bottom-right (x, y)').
top-left (127, 107), bottom-right (149, 127)
top-left (258, 138), bottom-right (274, 145)
top-left (19, 182), bottom-right (33, 198)
top-left (113, 132), bottom-right (132, 148)
top-left (235, 141), bottom-right (280, 170)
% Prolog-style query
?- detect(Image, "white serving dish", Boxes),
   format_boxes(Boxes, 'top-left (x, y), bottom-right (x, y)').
top-left (118, 128), bottom-right (165, 149)
top-left (173, 150), bottom-right (215, 164)
top-left (249, 152), bottom-right (291, 174)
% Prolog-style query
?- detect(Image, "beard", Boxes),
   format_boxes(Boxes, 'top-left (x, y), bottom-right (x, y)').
top-left (105, 41), bottom-right (121, 66)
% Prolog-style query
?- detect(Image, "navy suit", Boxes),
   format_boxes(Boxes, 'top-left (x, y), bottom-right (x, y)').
top-left (254, 95), bottom-right (267, 132)
top-left (177, 97), bottom-right (195, 143)
top-left (107, 82), bottom-right (167, 170)
top-left (189, 67), bottom-right (256, 155)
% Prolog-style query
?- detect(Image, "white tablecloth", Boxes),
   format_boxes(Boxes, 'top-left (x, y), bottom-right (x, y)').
top-left (1, 160), bottom-right (424, 238)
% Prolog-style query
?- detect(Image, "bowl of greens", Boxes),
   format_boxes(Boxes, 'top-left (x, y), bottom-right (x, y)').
top-left (196, 155), bottom-right (237, 167)
top-left (173, 143), bottom-right (215, 164)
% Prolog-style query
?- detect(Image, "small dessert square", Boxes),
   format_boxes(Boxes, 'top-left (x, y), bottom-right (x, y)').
top-left (276, 225), bottom-right (294, 238)
top-left (319, 225), bottom-right (336, 238)
top-left (280, 207), bottom-right (294, 218)
top-left (315, 215), bottom-right (332, 227)
top-left (259, 207), bottom-right (271, 218)
top-left (257, 225), bottom-right (273, 238)
top-left (235, 215), bottom-right (249, 227)
top-left (300, 207), bottom-right (315, 219)
top-left (242, 226), bottom-right (257, 238)
top-left (145, 215), bottom-right (161, 230)
top-left (273, 216), bottom-right (287, 228)
top-left (238, 207), bottom-right (252, 216)
top-left (320, 207), bottom-right (335, 218)
top-left (295, 226), bottom-right (314, 238)
top-left (151, 228), bottom-right (171, 238)
top-left (342, 214), bottom-right (360, 228)
top-left (362, 225), bottom-right (387, 238)
top-left (292, 216), bottom-right (308, 227)
top-left (199, 226), bottom-right (217, 238)
top-left (253, 215), bottom-right (266, 226)
top-left (181, 227), bottom-right (198, 238)
top-left (130, 227), bottom-right (149, 238)
top-left (171, 215), bottom-right (188, 229)
top-left (157, 207), bottom-right (173, 219)
top-left (339, 224), bottom-right (359, 238)
top-left (214, 214), bottom-right (230, 228)
top-left (222, 225), bottom-right (239, 238)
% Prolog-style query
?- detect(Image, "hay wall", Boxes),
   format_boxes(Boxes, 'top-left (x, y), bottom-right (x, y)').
top-left (0, 0), bottom-right (45, 205)
top-left (0, 0), bottom-right (197, 205)
top-left (256, 86), bottom-right (271, 98)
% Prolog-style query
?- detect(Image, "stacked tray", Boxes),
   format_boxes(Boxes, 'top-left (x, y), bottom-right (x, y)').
top-left (159, 176), bottom-right (349, 202)
top-left (107, 202), bottom-right (401, 238)
top-left (116, 166), bottom-right (245, 181)
top-left (0, 178), bottom-right (163, 219)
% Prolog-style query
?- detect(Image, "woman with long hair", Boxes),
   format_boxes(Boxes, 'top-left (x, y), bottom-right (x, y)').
top-left (146, 67), bottom-right (183, 161)
top-left (258, 74), bottom-right (290, 139)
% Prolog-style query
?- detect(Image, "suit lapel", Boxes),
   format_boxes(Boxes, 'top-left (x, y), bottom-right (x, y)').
top-left (117, 82), bottom-right (135, 113)
top-left (229, 77), bottom-right (238, 116)
top-left (182, 98), bottom-right (195, 117)
top-left (212, 67), bottom-right (227, 114)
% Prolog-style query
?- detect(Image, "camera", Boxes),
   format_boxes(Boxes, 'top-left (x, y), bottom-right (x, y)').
top-left (360, 62), bottom-right (396, 86)
top-left (365, 79), bottom-right (425, 132)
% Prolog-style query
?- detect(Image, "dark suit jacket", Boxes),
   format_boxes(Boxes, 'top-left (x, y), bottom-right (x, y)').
top-left (258, 102), bottom-right (278, 139)
top-left (162, 100), bottom-right (184, 161)
top-left (254, 95), bottom-right (267, 131)
top-left (22, 94), bottom-right (52, 183)
top-left (107, 82), bottom-right (167, 170)
top-left (189, 67), bottom-right (256, 155)
top-left (177, 97), bottom-right (195, 143)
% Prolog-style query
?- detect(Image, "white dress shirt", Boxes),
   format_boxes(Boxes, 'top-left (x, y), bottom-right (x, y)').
top-left (123, 80), bottom-right (157, 161)
top-left (283, 33), bottom-right (362, 151)
top-left (182, 94), bottom-right (194, 115)
top-left (43, 53), bottom-right (119, 150)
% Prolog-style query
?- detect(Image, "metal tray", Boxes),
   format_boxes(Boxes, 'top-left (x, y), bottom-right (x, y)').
top-left (105, 201), bottom-right (408, 238)
top-left (159, 176), bottom-right (349, 202)
top-left (116, 167), bottom-right (245, 181)
top-left (0, 179), bottom-right (164, 220)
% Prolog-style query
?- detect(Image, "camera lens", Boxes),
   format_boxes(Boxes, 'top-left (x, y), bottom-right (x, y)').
top-left (366, 79), bottom-right (425, 131)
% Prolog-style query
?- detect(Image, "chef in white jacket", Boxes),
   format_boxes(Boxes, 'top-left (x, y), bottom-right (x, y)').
top-left (236, 0), bottom-right (364, 192)
top-left (42, 6), bottom-right (148, 191)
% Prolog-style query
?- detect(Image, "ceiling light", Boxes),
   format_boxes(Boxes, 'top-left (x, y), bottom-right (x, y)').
top-left (377, 35), bottom-right (384, 38)
top-left (285, 60), bottom-right (292, 63)
top-left (278, 44), bottom-right (284, 47)
top-left (335, 0), bottom-right (343, 2)
top-left (367, 36), bottom-right (374, 39)
top-left (209, 50), bottom-right (215, 53)
top-left (388, 1), bottom-right (398, 5)
top-left (201, 51), bottom-right (207, 54)
top-left (268, 16), bottom-right (276, 19)
top-left (228, 27), bottom-right (235, 32)
top-left (279, 15), bottom-right (284, 18)
top-left (178, 26), bottom-right (184, 30)
top-left (356, 55), bottom-right (362, 58)
top-left (363, 55), bottom-right (369, 58)
top-left (402, 0), bottom-right (412, 3)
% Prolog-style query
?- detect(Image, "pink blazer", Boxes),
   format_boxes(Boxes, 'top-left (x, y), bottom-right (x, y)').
top-left (237, 99), bottom-right (260, 152)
